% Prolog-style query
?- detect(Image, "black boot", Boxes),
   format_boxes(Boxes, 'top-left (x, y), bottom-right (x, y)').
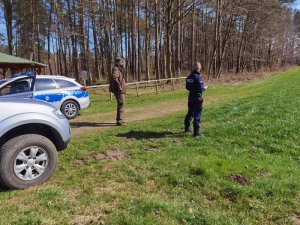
top-left (193, 126), bottom-right (202, 137)
top-left (184, 127), bottom-right (192, 132)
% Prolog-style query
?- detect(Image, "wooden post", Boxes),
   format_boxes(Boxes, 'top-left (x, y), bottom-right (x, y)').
top-left (136, 83), bottom-right (139, 97)
top-left (81, 70), bottom-right (88, 87)
top-left (2, 68), bottom-right (7, 78)
top-left (155, 80), bottom-right (158, 94)
top-left (36, 67), bottom-right (42, 75)
top-left (171, 79), bottom-right (174, 91)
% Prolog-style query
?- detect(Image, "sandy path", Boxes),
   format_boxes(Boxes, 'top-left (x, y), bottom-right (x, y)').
top-left (70, 99), bottom-right (187, 136)
top-left (70, 92), bottom-right (232, 137)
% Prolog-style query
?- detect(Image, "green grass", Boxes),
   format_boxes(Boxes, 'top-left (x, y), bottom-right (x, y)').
top-left (82, 70), bottom-right (281, 115)
top-left (0, 68), bottom-right (300, 224)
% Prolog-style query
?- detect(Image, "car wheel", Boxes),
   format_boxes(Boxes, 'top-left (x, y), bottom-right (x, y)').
top-left (0, 134), bottom-right (58, 190)
top-left (61, 100), bottom-right (79, 119)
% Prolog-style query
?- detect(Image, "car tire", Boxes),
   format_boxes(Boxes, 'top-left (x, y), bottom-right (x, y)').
top-left (0, 134), bottom-right (58, 190)
top-left (61, 100), bottom-right (79, 119)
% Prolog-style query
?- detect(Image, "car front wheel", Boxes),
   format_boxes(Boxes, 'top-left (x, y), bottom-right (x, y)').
top-left (0, 134), bottom-right (58, 190)
top-left (61, 100), bottom-right (79, 119)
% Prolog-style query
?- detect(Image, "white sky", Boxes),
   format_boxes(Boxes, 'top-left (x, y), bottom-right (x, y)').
top-left (295, 0), bottom-right (300, 10)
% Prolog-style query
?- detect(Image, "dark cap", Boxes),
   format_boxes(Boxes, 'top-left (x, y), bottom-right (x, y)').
top-left (115, 57), bottom-right (124, 62)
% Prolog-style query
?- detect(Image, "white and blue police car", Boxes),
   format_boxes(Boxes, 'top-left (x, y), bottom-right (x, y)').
top-left (0, 73), bottom-right (90, 119)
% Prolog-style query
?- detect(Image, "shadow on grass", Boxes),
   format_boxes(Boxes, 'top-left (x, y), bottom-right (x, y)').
top-left (116, 130), bottom-right (175, 140)
top-left (0, 185), bottom-right (10, 192)
top-left (70, 122), bottom-right (116, 128)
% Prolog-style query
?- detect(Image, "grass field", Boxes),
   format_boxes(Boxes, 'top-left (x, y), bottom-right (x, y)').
top-left (0, 68), bottom-right (299, 225)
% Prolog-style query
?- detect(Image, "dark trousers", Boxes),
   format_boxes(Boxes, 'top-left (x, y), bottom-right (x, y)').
top-left (184, 100), bottom-right (203, 129)
top-left (114, 92), bottom-right (125, 123)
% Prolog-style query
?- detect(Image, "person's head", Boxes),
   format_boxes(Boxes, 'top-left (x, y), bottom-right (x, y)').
top-left (115, 57), bottom-right (125, 69)
top-left (194, 62), bottom-right (202, 72)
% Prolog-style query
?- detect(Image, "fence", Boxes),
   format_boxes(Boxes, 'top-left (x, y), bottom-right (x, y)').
top-left (86, 77), bottom-right (187, 100)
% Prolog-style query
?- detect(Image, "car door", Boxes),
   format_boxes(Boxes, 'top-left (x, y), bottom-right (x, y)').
top-left (33, 78), bottom-right (63, 108)
top-left (0, 76), bottom-right (34, 99)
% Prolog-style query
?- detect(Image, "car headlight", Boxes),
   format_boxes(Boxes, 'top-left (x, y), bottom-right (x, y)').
top-left (53, 109), bottom-right (66, 119)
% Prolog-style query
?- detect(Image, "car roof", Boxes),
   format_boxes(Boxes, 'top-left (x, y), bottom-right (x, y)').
top-left (37, 75), bottom-right (76, 80)
top-left (0, 75), bottom-right (79, 89)
top-left (0, 75), bottom-right (76, 81)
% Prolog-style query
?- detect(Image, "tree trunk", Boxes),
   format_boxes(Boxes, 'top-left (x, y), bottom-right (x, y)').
top-left (145, 0), bottom-right (150, 80)
top-left (165, 1), bottom-right (173, 78)
top-left (131, 0), bottom-right (137, 79)
top-left (47, 1), bottom-right (53, 74)
top-left (190, 4), bottom-right (195, 70)
top-left (137, 0), bottom-right (141, 81)
top-left (3, 0), bottom-right (13, 55)
top-left (154, 0), bottom-right (160, 79)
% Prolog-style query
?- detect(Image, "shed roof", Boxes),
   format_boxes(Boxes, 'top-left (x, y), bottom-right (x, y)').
top-left (0, 52), bottom-right (47, 68)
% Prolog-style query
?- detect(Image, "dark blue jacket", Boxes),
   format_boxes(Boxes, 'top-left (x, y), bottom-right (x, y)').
top-left (186, 70), bottom-right (206, 102)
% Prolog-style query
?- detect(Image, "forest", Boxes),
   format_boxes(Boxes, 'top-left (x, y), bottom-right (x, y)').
top-left (0, 0), bottom-right (300, 83)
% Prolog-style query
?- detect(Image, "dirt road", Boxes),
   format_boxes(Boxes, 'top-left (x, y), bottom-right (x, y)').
top-left (70, 90), bottom-right (234, 137)
top-left (70, 99), bottom-right (187, 136)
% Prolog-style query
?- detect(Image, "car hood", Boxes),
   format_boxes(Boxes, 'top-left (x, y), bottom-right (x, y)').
top-left (0, 98), bottom-right (57, 122)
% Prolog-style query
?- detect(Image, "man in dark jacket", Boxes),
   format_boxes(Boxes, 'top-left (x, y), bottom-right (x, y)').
top-left (184, 62), bottom-right (208, 136)
top-left (109, 58), bottom-right (126, 126)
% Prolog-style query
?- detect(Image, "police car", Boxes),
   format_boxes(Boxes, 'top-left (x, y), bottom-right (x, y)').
top-left (0, 73), bottom-right (90, 119)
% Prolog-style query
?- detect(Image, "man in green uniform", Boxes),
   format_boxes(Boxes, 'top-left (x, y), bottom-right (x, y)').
top-left (109, 58), bottom-right (126, 126)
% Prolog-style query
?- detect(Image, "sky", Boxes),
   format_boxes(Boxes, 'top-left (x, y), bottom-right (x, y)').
top-left (284, 0), bottom-right (300, 14)
top-left (0, 9), bottom-right (5, 42)
top-left (296, 0), bottom-right (300, 10)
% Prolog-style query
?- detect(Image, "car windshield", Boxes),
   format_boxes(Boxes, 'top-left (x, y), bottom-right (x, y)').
top-left (0, 78), bottom-right (33, 95)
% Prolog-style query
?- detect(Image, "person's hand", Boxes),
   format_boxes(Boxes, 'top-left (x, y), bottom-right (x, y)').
top-left (204, 85), bottom-right (208, 90)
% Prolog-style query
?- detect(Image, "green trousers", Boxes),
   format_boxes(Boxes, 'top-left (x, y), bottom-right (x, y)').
top-left (114, 92), bottom-right (125, 123)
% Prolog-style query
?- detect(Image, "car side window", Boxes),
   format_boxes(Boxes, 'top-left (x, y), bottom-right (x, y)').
top-left (10, 81), bottom-right (30, 94)
top-left (35, 79), bottom-right (57, 91)
top-left (54, 79), bottom-right (77, 88)
top-left (0, 79), bottom-right (31, 95)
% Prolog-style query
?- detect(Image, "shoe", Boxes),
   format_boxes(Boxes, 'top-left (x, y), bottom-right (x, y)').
top-left (193, 132), bottom-right (203, 137)
top-left (184, 127), bottom-right (192, 132)
top-left (193, 127), bottom-right (202, 137)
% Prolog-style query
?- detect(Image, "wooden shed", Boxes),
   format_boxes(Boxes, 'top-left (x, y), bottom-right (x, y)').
top-left (0, 52), bottom-right (47, 78)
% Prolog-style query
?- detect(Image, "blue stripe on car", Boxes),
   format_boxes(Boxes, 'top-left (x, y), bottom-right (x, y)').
top-left (34, 89), bottom-right (88, 103)
top-left (34, 93), bottom-right (63, 103)
top-left (70, 89), bottom-right (89, 98)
